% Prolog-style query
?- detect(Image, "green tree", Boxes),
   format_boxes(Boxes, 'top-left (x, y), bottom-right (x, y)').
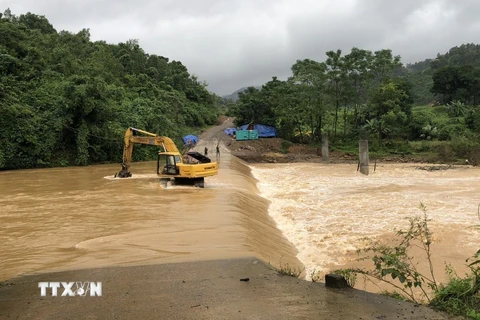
top-left (290, 59), bottom-right (328, 140)
top-left (370, 49), bottom-right (402, 84)
top-left (432, 66), bottom-right (480, 105)
top-left (325, 49), bottom-right (346, 139)
top-left (0, 10), bottom-right (220, 170)
top-left (367, 79), bottom-right (412, 139)
top-left (344, 48), bottom-right (373, 131)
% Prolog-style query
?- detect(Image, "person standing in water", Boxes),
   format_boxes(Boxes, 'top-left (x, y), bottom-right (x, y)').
top-left (216, 144), bottom-right (220, 157)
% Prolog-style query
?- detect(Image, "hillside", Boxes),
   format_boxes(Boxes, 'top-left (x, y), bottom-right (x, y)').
top-left (224, 44), bottom-right (480, 106)
top-left (222, 86), bottom-right (262, 102)
top-left (408, 43), bottom-right (480, 72)
top-left (404, 43), bottom-right (480, 104)
top-left (0, 10), bottom-right (221, 170)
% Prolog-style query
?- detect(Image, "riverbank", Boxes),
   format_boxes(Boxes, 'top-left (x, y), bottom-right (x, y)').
top-left (214, 118), bottom-right (474, 166)
top-left (0, 257), bottom-right (454, 319)
top-left (0, 119), bottom-right (463, 319)
top-left (227, 137), bottom-right (475, 166)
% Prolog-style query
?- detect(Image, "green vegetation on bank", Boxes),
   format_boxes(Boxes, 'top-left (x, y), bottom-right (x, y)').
top-left (332, 204), bottom-right (480, 319)
top-left (0, 9), bottom-right (226, 170)
top-left (227, 44), bottom-right (480, 164)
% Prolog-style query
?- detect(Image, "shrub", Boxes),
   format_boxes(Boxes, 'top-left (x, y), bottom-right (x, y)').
top-left (281, 140), bottom-right (292, 154)
top-left (451, 136), bottom-right (479, 159)
top-left (383, 140), bottom-right (413, 155)
top-left (278, 262), bottom-right (302, 277)
top-left (409, 141), bottom-right (432, 153)
top-left (465, 108), bottom-right (480, 133)
top-left (434, 144), bottom-right (455, 162)
top-left (438, 124), bottom-right (468, 141)
top-left (333, 204), bottom-right (480, 318)
top-left (430, 266), bottom-right (480, 317)
top-left (446, 101), bottom-right (467, 117)
top-left (409, 109), bottom-right (435, 139)
top-left (335, 204), bottom-right (438, 304)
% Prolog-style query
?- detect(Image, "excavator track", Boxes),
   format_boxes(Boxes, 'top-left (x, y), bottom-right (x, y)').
top-left (160, 177), bottom-right (205, 188)
top-left (193, 178), bottom-right (205, 188)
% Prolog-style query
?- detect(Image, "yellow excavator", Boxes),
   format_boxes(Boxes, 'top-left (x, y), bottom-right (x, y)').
top-left (115, 127), bottom-right (218, 188)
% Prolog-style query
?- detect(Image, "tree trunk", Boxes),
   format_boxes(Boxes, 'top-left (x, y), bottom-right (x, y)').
top-left (316, 114), bottom-right (322, 141)
top-left (333, 81), bottom-right (340, 139)
top-left (309, 114), bottom-right (315, 141)
top-left (353, 103), bottom-right (358, 129)
top-left (318, 115), bottom-right (322, 137)
top-left (334, 99), bottom-right (339, 139)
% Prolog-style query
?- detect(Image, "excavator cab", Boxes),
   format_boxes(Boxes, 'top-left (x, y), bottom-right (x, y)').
top-left (115, 127), bottom-right (218, 188)
top-left (157, 153), bottom-right (181, 175)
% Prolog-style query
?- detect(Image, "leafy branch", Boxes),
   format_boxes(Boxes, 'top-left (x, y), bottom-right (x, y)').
top-left (334, 203), bottom-right (480, 318)
top-left (335, 203), bottom-right (437, 304)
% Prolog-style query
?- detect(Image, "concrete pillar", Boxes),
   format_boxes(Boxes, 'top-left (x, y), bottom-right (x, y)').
top-left (359, 140), bottom-right (369, 175)
top-left (321, 134), bottom-right (329, 162)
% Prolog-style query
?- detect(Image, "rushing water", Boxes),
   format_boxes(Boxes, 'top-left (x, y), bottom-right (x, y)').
top-left (250, 162), bottom-right (480, 281)
top-left (2, 149), bottom-right (480, 287)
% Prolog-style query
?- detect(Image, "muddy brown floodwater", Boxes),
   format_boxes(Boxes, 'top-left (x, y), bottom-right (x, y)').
top-left (1, 140), bottom-right (480, 303)
top-left (250, 162), bottom-right (480, 294)
top-left (0, 149), bottom-right (299, 282)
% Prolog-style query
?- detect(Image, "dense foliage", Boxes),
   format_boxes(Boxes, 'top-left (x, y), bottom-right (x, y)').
top-left (0, 10), bottom-right (222, 170)
top-left (229, 48), bottom-right (414, 142)
top-left (228, 44), bottom-right (480, 162)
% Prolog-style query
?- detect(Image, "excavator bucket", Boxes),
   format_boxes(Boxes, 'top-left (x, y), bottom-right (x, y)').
top-left (187, 152), bottom-right (211, 163)
top-left (114, 164), bottom-right (132, 178)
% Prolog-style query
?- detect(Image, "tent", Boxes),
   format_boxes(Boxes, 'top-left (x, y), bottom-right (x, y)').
top-left (182, 134), bottom-right (199, 145)
top-left (238, 124), bottom-right (277, 138)
top-left (224, 128), bottom-right (237, 136)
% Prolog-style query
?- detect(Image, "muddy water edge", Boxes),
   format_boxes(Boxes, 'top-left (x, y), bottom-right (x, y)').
top-left (250, 162), bottom-right (480, 294)
top-left (0, 151), bottom-right (301, 282)
top-left (3, 151), bottom-right (479, 300)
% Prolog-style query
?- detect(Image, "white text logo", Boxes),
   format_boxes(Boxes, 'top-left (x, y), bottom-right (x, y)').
top-left (38, 282), bottom-right (102, 297)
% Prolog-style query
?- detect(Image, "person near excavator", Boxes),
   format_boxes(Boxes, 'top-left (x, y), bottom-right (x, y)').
top-left (204, 146), bottom-right (208, 156)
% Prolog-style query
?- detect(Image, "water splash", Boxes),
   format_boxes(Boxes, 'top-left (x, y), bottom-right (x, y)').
top-left (251, 163), bottom-right (480, 279)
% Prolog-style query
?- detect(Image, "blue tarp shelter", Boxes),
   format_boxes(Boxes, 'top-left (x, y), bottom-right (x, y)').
top-left (224, 128), bottom-right (237, 136)
top-left (238, 124), bottom-right (278, 138)
top-left (182, 134), bottom-right (199, 145)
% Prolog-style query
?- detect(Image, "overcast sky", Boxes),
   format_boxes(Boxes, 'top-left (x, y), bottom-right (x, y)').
top-left (2, 0), bottom-right (480, 95)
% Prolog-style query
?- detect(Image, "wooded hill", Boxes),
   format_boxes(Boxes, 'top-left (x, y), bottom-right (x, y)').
top-left (404, 43), bottom-right (480, 105)
top-left (228, 44), bottom-right (480, 163)
top-left (3, 8), bottom-right (480, 170)
top-left (0, 9), bottom-right (222, 170)
top-left (223, 86), bottom-right (262, 102)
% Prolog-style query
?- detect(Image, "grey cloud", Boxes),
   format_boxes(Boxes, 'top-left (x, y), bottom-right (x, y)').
top-left (2, 0), bottom-right (480, 95)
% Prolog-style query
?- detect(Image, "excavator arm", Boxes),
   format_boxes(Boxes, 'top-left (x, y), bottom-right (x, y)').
top-left (115, 127), bottom-right (180, 178)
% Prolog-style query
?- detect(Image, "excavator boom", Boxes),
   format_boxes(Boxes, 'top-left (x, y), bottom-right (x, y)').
top-left (115, 127), bottom-right (180, 178)
top-left (114, 127), bottom-right (218, 188)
